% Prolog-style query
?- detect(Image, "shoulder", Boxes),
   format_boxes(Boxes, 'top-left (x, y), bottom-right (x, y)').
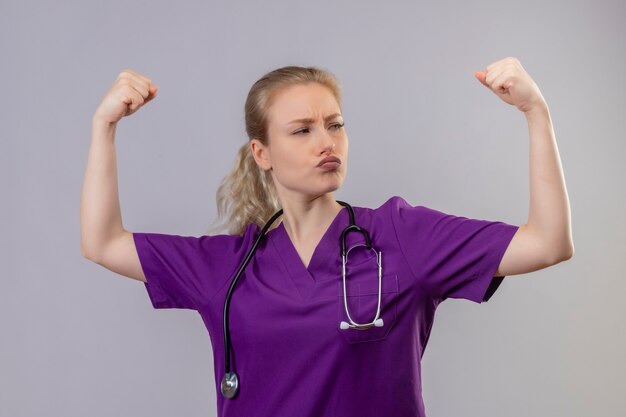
top-left (350, 195), bottom-right (430, 233)
top-left (208, 222), bottom-right (262, 241)
top-left (357, 195), bottom-right (431, 219)
top-left (356, 196), bottom-right (454, 237)
top-left (170, 222), bottom-right (263, 252)
top-left (353, 195), bottom-right (411, 213)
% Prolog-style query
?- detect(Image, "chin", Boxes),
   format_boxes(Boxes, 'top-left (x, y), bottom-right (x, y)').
top-left (286, 172), bottom-right (345, 196)
top-left (320, 178), bottom-right (344, 194)
top-left (298, 182), bottom-right (341, 198)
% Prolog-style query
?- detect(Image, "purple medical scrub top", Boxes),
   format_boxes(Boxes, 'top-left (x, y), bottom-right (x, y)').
top-left (133, 195), bottom-right (519, 417)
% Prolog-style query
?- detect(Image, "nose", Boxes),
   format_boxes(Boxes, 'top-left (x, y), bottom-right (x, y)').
top-left (319, 129), bottom-right (335, 154)
top-left (322, 141), bottom-right (335, 154)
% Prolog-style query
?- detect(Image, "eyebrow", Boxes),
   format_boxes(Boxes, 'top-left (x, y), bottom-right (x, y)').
top-left (287, 113), bottom-right (342, 125)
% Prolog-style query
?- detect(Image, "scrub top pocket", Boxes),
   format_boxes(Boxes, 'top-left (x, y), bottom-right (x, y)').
top-left (336, 274), bottom-right (399, 344)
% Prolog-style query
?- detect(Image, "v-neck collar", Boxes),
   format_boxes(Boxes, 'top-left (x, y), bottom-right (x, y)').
top-left (269, 205), bottom-right (353, 300)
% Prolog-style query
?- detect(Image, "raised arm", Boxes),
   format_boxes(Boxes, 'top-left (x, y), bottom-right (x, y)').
top-left (474, 57), bottom-right (574, 276)
top-left (80, 70), bottom-right (158, 282)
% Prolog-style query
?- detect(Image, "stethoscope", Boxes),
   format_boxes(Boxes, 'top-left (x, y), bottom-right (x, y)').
top-left (220, 200), bottom-right (384, 399)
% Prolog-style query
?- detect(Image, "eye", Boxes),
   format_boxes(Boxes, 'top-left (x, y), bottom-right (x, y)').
top-left (293, 122), bottom-right (344, 135)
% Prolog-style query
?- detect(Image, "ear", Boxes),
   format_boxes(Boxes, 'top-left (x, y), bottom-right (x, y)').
top-left (250, 139), bottom-right (272, 171)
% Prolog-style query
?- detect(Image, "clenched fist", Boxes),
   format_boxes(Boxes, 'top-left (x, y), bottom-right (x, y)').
top-left (474, 57), bottom-right (547, 114)
top-left (93, 69), bottom-right (158, 124)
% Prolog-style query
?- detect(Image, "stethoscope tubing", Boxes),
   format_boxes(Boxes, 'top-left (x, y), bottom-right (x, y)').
top-left (222, 208), bottom-right (284, 378)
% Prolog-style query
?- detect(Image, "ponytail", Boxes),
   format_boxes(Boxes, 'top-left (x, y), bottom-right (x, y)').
top-left (208, 142), bottom-right (281, 236)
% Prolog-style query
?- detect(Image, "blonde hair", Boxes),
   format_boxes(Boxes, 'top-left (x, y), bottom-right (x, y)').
top-left (207, 65), bottom-right (343, 236)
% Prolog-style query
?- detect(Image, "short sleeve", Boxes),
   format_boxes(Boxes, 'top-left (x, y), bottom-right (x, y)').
top-left (133, 228), bottom-right (253, 311)
top-left (389, 196), bottom-right (520, 304)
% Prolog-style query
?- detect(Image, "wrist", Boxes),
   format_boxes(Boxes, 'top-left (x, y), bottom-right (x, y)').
top-left (92, 116), bottom-right (117, 130)
top-left (523, 102), bottom-right (550, 120)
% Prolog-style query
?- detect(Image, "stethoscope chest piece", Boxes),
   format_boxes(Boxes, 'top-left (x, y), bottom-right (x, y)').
top-left (221, 371), bottom-right (239, 398)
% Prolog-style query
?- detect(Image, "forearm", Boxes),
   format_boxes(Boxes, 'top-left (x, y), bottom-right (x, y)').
top-left (80, 117), bottom-right (125, 259)
top-left (524, 104), bottom-right (574, 261)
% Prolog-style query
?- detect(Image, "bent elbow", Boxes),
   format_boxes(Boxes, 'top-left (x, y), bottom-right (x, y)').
top-left (81, 245), bottom-right (99, 263)
top-left (564, 244), bottom-right (575, 261)
top-left (551, 244), bottom-right (575, 264)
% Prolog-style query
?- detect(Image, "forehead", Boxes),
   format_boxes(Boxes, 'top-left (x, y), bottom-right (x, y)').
top-left (267, 83), bottom-right (340, 125)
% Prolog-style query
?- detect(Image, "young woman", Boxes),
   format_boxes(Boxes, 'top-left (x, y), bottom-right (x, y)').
top-left (80, 58), bottom-right (573, 417)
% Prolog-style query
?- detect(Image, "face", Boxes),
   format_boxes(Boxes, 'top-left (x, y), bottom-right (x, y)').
top-left (251, 82), bottom-right (348, 202)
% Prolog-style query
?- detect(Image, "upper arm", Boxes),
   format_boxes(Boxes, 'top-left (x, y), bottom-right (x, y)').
top-left (494, 224), bottom-right (572, 276)
top-left (85, 230), bottom-right (147, 283)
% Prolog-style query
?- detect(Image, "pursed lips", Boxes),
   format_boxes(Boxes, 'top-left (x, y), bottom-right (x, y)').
top-left (317, 156), bottom-right (341, 167)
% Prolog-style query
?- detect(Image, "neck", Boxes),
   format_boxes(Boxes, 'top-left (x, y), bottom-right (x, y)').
top-left (279, 194), bottom-right (343, 245)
